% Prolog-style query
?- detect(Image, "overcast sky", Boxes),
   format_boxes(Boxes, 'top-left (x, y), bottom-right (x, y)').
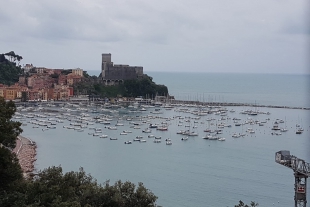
top-left (1, 0), bottom-right (309, 75)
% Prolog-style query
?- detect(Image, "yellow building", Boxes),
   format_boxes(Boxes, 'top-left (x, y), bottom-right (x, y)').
top-left (0, 87), bottom-right (5, 98)
top-left (6, 87), bottom-right (17, 100)
top-left (72, 68), bottom-right (83, 76)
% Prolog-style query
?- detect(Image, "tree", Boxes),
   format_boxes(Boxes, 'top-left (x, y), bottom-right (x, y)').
top-left (0, 97), bottom-right (23, 194)
top-left (0, 166), bottom-right (158, 207)
top-left (0, 97), bottom-right (23, 149)
top-left (0, 147), bottom-right (23, 192)
top-left (0, 51), bottom-right (23, 85)
top-left (123, 75), bottom-right (168, 98)
top-left (4, 51), bottom-right (23, 65)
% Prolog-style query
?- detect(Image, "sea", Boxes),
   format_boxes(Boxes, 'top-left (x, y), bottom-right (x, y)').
top-left (18, 72), bottom-right (310, 207)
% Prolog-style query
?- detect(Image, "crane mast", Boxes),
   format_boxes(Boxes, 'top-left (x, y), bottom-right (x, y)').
top-left (275, 150), bottom-right (310, 207)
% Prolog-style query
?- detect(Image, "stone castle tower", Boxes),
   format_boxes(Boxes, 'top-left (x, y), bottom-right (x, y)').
top-left (101, 53), bottom-right (143, 85)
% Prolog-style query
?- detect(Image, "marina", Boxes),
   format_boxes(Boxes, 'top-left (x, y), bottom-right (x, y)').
top-left (15, 100), bottom-right (310, 207)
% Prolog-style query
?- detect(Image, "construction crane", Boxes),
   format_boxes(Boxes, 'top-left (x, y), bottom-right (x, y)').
top-left (275, 150), bottom-right (310, 207)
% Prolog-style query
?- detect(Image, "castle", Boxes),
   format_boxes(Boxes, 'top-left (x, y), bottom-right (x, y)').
top-left (101, 53), bottom-right (143, 85)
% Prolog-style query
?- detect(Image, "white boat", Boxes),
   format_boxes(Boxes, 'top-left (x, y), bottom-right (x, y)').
top-left (110, 137), bottom-right (118, 140)
top-left (188, 132), bottom-right (198, 136)
top-left (181, 137), bottom-right (188, 141)
top-left (157, 126), bottom-right (168, 131)
top-left (142, 128), bottom-right (152, 133)
top-left (148, 134), bottom-right (155, 138)
top-left (208, 136), bottom-right (218, 140)
top-left (166, 141), bottom-right (172, 145)
top-left (139, 140), bottom-right (147, 143)
top-left (232, 133), bottom-right (240, 138)
top-left (218, 138), bottom-right (226, 141)
top-left (100, 134), bottom-right (108, 138)
top-left (120, 132), bottom-right (128, 135)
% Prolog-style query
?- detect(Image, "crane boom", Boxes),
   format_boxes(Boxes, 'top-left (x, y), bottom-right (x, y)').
top-left (275, 150), bottom-right (309, 207)
top-left (276, 150), bottom-right (310, 176)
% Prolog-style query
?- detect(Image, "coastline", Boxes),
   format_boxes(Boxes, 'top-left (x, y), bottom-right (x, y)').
top-left (13, 135), bottom-right (37, 178)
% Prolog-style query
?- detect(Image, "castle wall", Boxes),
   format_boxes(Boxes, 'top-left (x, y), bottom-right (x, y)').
top-left (101, 53), bottom-right (143, 84)
top-left (105, 66), bottom-right (143, 80)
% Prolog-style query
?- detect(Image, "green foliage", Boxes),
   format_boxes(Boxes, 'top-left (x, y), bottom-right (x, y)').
top-left (73, 74), bottom-right (168, 98)
top-left (0, 166), bottom-right (158, 207)
top-left (235, 200), bottom-right (259, 207)
top-left (4, 51), bottom-right (23, 63)
top-left (0, 147), bottom-right (23, 193)
top-left (93, 84), bottom-right (124, 98)
top-left (0, 96), bottom-right (23, 194)
top-left (123, 75), bottom-right (168, 98)
top-left (0, 52), bottom-right (23, 85)
top-left (83, 71), bottom-right (90, 78)
top-left (0, 97), bottom-right (23, 149)
top-left (61, 69), bottom-right (72, 75)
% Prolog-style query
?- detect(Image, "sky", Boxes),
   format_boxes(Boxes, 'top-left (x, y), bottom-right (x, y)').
top-left (0, 0), bottom-right (309, 75)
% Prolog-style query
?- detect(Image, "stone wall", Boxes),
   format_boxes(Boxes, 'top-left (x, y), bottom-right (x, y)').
top-left (101, 53), bottom-right (143, 84)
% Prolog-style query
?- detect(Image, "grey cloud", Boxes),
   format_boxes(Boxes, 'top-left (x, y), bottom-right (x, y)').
top-left (0, 0), bottom-right (308, 74)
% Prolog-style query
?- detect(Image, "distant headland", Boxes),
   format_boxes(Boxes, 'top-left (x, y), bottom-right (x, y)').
top-left (0, 52), bottom-right (169, 102)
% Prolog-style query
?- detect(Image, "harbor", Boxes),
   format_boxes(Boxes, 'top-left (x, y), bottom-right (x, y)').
top-left (14, 100), bottom-right (310, 207)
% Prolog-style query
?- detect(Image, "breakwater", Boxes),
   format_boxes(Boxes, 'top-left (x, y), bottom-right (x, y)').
top-left (170, 99), bottom-right (310, 110)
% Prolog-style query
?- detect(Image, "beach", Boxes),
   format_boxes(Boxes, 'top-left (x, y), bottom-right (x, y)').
top-left (13, 135), bottom-right (37, 178)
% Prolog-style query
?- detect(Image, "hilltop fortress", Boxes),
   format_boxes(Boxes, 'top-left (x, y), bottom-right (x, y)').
top-left (101, 53), bottom-right (144, 85)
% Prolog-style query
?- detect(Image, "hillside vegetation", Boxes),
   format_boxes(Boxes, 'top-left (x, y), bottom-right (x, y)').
top-left (73, 74), bottom-right (168, 98)
top-left (0, 51), bottom-right (23, 85)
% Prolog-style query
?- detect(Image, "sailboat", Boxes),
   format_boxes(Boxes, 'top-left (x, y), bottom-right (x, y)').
top-left (280, 117), bottom-right (288, 132)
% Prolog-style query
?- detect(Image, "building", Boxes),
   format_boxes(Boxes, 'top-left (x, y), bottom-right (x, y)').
top-left (67, 73), bottom-right (82, 86)
top-left (101, 53), bottom-right (143, 85)
top-left (22, 64), bottom-right (34, 73)
top-left (72, 68), bottom-right (83, 76)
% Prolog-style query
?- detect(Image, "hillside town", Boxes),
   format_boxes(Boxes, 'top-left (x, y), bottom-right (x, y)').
top-left (0, 64), bottom-right (84, 101)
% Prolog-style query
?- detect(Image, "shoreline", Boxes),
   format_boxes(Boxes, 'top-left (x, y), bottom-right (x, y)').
top-left (13, 135), bottom-right (37, 178)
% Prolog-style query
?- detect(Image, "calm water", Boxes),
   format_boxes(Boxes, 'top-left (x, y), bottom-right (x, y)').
top-left (147, 72), bottom-right (310, 108)
top-left (19, 72), bottom-right (310, 207)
